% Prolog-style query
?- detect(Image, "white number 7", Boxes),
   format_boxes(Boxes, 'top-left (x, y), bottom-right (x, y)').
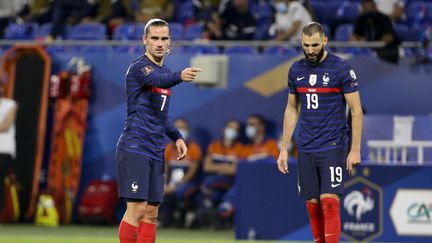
top-left (160, 94), bottom-right (167, 111)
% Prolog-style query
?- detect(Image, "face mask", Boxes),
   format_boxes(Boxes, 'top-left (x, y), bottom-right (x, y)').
top-left (246, 126), bottom-right (257, 139)
top-left (178, 128), bottom-right (189, 141)
top-left (274, 2), bottom-right (288, 13)
top-left (224, 127), bottom-right (238, 141)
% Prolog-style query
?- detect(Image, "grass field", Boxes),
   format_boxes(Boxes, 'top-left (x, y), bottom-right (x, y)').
top-left (0, 224), bottom-right (307, 243)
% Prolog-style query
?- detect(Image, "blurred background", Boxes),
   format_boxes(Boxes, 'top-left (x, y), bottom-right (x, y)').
top-left (0, 0), bottom-right (431, 242)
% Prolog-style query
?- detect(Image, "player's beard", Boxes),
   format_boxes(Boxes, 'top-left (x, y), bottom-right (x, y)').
top-left (304, 46), bottom-right (325, 65)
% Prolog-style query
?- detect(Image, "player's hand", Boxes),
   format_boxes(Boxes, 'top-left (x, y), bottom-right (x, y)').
top-left (175, 139), bottom-right (188, 160)
top-left (346, 150), bottom-right (361, 173)
top-left (277, 150), bottom-right (289, 174)
top-left (181, 67), bottom-right (203, 82)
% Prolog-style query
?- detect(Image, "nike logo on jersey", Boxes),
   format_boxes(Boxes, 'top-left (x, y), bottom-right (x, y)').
top-left (325, 233), bottom-right (334, 237)
top-left (314, 237), bottom-right (320, 242)
top-left (296, 77), bottom-right (305, 81)
top-left (331, 183), bottom-right (341, 188)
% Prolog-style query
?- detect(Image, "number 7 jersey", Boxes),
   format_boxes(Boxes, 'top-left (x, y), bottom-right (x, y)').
top-left (117, 55), bottom-right (183, 161)
top-left (288, 52), bottom-right (359, 152)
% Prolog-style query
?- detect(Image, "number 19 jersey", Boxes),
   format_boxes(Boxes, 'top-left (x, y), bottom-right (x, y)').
top-left (288, 52), bottom-right (359, 152)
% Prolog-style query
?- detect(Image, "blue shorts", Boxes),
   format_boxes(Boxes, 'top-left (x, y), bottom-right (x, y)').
top-left (116, 148), bottom-right (165, 203)
top-left (297, 147), bottom-right (348, 200)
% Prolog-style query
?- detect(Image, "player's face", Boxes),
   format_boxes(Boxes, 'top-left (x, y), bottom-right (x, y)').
top-left (143, 25), bottom-right (170, 59)
top-left (301, 32), bottom-right (327, 64)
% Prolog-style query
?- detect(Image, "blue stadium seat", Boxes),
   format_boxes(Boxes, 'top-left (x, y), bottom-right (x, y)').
top-left (224, 46), bottom-right (258, 54)
top-left (335, 1), bottom-right (360, 23)
top-left (176, 0), bottom-right (194, 23)
top-left (335, 24), bottom-right (353, 41)
top-left (184, 23), bottom-right (204, 40)
top-left (169, 22), bottom-right (184, 40)
top-left (183, 45), bottom-right (219, 54)
top-left (113, 23), bottom-right (145, 41)
top-left (406, 2), bottom-right (428, 26)
top-left (263, 46), bottom-right (297, 57)
top-left (68, 23), bottom-right (107, 40)
top-left (34, 23), bottom-right (72, 39)
top-left (4, 23), bottom-right (38, 40)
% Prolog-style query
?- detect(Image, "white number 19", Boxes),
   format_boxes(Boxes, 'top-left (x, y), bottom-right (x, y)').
top-left (306, 93), bottom-right (319, 109)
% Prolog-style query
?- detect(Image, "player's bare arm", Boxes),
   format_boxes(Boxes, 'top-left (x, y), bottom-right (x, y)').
top-left (344, 91), bottom-right (363, 173)
top-left (175, 138), bottom-right (188, 160)
top-left (181, 67), bottom-right (203, 82)
top-left (277, 93), bottom-right (299, 174)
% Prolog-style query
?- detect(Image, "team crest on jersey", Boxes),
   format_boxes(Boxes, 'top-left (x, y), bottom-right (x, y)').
top-left (309, 74), bottom-right (317, 86)
top-left (142, 65), bottom-right (154, 76)
top-left (322, 73), bottom-right (330, 86)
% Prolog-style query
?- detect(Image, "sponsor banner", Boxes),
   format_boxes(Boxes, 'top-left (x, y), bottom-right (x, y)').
top-left (390, 189), bottom-right (432, 236)
top-left (342, 177), bottom-right (383, 242)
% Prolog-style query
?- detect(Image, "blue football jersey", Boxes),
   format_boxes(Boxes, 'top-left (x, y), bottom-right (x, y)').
top-left (288, 52), bottom-right (359, 152)
top-left (117, 55), bottom-right (183, 161)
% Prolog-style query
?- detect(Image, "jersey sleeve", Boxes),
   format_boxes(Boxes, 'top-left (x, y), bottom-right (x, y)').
top-left (340, 63), bottom-right (359, 94)
top-left (128, 62), bottom-right (183, 88)
top-left (166, 120), bottom-right (183, 142)
top-left (287, 66), bottom-right (297, 94)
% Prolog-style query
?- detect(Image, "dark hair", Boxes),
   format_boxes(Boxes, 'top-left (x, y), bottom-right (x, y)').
top-left (302, 22), bottom-right (325, 37)
top-left (144, 18), bottom-right (169, 36)
top-left (248, 114), bottom-right (266, 127)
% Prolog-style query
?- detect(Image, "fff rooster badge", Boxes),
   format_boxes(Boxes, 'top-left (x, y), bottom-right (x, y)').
top-left (341, 173), bottom-right (383, 242)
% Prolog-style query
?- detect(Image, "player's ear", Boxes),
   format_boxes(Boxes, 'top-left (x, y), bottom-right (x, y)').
top-left (323, 35), bottom-right (328, 45)
top-left (142, 34), bottom-right (147, 46)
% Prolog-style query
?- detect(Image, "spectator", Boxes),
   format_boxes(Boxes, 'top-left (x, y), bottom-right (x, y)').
top-left (197, 119), bottom-right (244, 228)
top-left (375, 0), bottom-right (405, 23)
top-left (207, 0), bottom-right (256, 40)
top-left (351, 0), bottom-right (400, 64)
top-left (160, 118), bottom-right (202, 228)
top-left (17, 0), bottom-right (53, 25)
top-left (270, 0), bottom-right (313, 41)
top-left (133, 0), bottom-right (175, 23)
top-left (48, 0), bottom-right (96, 40)
top-left (218, 114), bottom-right (278, 223)
top-left (0, 80), bottom-right (18, 213)
top-left (242, 114), bottom-right (279, 161)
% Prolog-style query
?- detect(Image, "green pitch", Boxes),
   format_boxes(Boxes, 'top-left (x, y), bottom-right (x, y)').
top-left (0, 224), bottom-right (307, 243)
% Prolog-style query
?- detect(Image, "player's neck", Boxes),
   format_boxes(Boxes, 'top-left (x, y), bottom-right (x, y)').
top-left (318, 50), bottom-right (328, 64)
top-left (145, 52), bottom-right (164, 66)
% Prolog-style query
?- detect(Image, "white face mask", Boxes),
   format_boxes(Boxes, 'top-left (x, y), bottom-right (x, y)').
top-left (224, 127), bottom-right (238, 141)
top-left (274, 2), bottom-right (288, 13)
top-left (178, 128), bottom-right (189, 141)
top-left (246, 126), bottom-right (257, 139)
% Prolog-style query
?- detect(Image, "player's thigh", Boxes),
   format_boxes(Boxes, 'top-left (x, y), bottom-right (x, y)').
top-left (148, 159), bottom-right (165, 203)
top-left (116, 148), bottom-right (151, 200)
top-left (297, 151), bottom-right (320, 200)
top-left (316, 147), bottom-right (347, 195)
